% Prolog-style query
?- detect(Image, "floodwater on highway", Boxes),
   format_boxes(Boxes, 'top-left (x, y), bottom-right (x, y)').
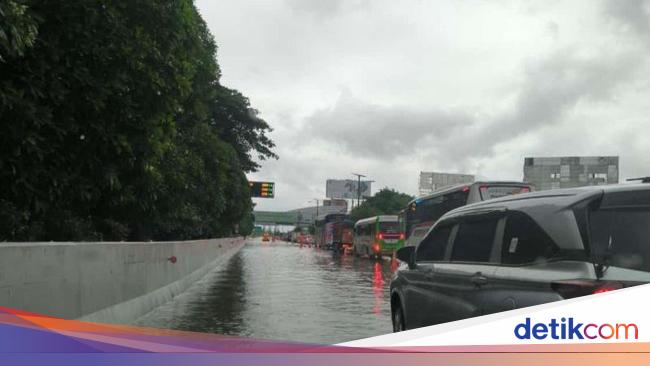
top-left (134, 239), bottom-right (395, 344)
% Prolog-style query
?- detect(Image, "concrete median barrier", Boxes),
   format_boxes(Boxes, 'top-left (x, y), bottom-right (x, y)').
top-left (0, 238), bottom-right (245, 324)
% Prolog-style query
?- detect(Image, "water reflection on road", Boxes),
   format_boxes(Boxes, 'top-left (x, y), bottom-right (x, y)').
top-left (135, 239), bottom-right (395, 344)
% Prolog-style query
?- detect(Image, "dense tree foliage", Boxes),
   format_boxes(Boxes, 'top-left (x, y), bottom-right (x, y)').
top-left (0, 0), bottom-right (275, 241)
top-left (350, 188), bottom-right (414, 222)
top-left (0, 1), bottom-right (38, 61)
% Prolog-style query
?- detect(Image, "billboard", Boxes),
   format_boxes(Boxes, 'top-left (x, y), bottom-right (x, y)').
top-left (249, 181), bottom-right (275, 198)
top-left (322, 199), bottom-right (348, 209)
top-left (325, 179), bottom-right (372, 199)
top-left (418, 172), bottom-right (475, 195)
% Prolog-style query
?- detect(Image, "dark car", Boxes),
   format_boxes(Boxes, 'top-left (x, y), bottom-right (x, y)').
top-left (390, 183), bottom-right (650, 332)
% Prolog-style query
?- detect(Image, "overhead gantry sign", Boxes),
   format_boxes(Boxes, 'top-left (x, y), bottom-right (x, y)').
top-left (249, 181), bottom-right (275, 198)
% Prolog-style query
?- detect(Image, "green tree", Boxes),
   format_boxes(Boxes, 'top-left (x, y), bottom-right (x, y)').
top-left (213, 86), bottom-right (277, 172)
top-left (0, 0), bottom-right (39, 61)
top-left (237, 211), bottom-right (255, 236)
top-left (350, 188), bottom-right (414, 222)
top-left (0, 0), bottom-right (275, 241)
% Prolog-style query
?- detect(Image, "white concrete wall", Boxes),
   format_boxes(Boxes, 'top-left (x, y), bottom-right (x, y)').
top-left (0, 238), bottom-right (245, 324)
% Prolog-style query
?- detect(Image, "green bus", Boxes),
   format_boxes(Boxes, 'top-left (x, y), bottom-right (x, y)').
top-left (353, 215), bottom-right (405, 259)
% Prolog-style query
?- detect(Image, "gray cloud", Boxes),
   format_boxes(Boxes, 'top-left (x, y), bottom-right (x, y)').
top-left (303, 90), bottom-right (474, 159)
top-left (303, 43), bottom-right (643, 169)
top-left (466, 46), bottom-right (643, 154)
top-left (285, 0), bottom-right (344, 17)
top-left (285, 0), bottom-right (369, 18)
top-left (546, 21), bottom-right (559, 40)
top-left (604, 0), bottom-right (650, 36)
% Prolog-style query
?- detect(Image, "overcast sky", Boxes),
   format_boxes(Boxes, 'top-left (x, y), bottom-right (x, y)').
top-left (196, 0), bottom-right (650, 211)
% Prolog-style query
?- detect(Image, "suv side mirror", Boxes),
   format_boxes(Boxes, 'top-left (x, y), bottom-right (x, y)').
top-left (396, 246), bottom-right (415, 269)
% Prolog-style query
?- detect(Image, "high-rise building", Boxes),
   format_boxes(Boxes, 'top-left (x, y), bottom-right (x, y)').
top-left (523, 156), bottom-right (619, 191)
top-left (418, 172), bottom-right (475, 196)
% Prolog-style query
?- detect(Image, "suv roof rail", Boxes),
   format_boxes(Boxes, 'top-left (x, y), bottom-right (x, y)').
top-left (627, 177), bottom-right (650, 183)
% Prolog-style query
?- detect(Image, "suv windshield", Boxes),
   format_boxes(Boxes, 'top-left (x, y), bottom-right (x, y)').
top-left (589, 207), bottom-right (650, 272)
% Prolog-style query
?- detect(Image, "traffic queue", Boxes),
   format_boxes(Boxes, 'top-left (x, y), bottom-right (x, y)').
top-left (259, 180), bottom-right (650, 334)
top-left (278, 181), bottom-right (535, 261)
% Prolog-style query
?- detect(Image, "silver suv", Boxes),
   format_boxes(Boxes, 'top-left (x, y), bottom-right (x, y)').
top-left (391, 184), bottom-right (650, 331)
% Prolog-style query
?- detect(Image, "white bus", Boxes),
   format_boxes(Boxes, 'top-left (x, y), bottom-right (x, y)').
top-left (402, 181), bottom-right (533, 248)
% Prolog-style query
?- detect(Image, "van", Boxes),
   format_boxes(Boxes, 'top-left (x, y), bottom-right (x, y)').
top-left (391, 184), bottom-right (650, 331)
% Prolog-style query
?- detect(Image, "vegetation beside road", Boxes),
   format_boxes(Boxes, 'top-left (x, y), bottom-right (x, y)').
top-left (0, 1), bottom-right (275, 241)
top-left (350, 188), bottom-right (413, 222)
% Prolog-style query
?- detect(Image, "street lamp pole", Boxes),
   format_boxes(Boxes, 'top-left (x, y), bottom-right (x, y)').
top-left (308, 199), bottom-right (320, 222)
top-left (351, 173), bottom-right (366, 209)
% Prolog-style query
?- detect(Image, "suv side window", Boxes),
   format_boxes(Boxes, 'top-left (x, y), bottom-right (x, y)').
top-left (416, 225), bottom-right (453, 262)
top-left (451, 216), bottom-right (499, 263)
top-left (501, 211), bottom-right (559, 265)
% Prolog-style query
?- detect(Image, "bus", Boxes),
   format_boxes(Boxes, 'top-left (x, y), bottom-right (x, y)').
top-left (353, 215), bottom-right (405, 259)
top-left (315, 213), bottom-right (354, 252)
top-left (402, 181), bottom-right (533, 247)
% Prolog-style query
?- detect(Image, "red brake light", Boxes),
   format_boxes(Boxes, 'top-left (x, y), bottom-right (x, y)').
top-left (373, 243), bottom-right (380, 252)
top-left (378, 233), bottom-right (383, 240)
top-left (462, 186), bottom-right (470, 192)
top-left (399, 233), bottom-right (405, 240)
top-left (520, 187), bottom-right (531, 193)
top-left (552, 281), bottom-right (623, 299)
top-left (593, 286), bottom-right (618, 294)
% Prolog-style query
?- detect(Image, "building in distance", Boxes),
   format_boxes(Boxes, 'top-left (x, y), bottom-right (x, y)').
top-left (523, 156), bottom-right (619, 191)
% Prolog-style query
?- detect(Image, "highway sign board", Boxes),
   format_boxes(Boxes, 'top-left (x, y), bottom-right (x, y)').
top-left (253, 211), bottom-right (298, 225)
top-left (325, 179), bottom-right (371, 199)
top-left (249, 181), bottom-right (275, 198)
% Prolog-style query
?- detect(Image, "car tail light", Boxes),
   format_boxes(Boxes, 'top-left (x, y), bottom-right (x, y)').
top-left (519, 187), bottom-right (531, 193)
top-left (551, 280), bottom-right (624, 299)
top-left (462, 186), bottom-right (470, 192)
top-left (399, 233), bottom-right (405, 240)
top-left (373, 243), bottom-right (380, 252)
top-left (593, 287), bottom-right (618, 294)
top-left (378, 233), bottom-right (383, 240)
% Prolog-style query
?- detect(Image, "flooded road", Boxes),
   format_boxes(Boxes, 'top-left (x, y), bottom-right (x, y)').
top-left (135, 239), bottom-right (395, 344)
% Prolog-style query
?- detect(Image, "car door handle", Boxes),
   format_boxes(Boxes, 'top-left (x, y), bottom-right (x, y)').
top-left (471, 272), bottom-right (488, 286)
